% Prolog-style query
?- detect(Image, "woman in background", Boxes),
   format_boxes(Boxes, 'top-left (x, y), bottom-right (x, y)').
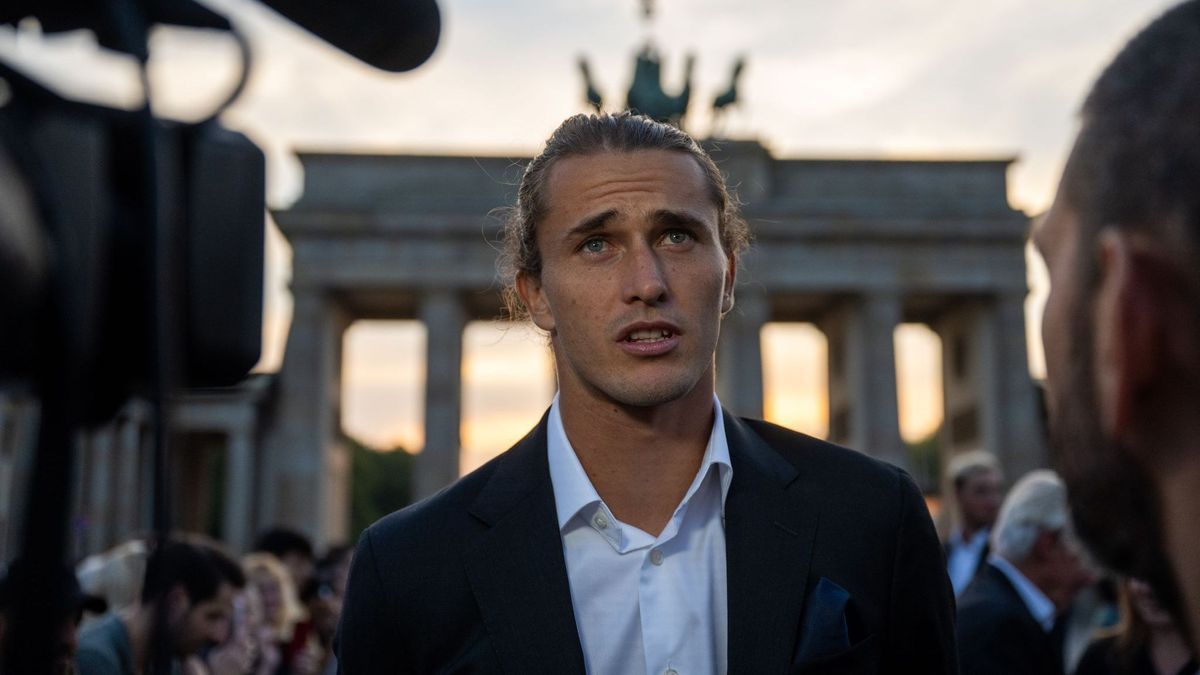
top-left (1075, 578), bottom-right (1197, 675)
top-left (241, 553), bottom-right (318, 675)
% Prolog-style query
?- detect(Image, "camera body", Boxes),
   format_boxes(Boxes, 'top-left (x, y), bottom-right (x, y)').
top-left (0, 63), bottom-right (264, 422)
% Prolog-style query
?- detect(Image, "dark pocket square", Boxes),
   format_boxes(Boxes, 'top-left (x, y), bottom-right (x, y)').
top-left (793, 577), bottom-right (852, 664)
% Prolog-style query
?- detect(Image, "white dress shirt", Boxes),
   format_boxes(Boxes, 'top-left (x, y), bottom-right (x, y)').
top-left (946, 527), bottom-right (989, 596)
top-left (547, 395), bottom-right (733, 675)
top-left (988, 553), bottom-right (1057, 631)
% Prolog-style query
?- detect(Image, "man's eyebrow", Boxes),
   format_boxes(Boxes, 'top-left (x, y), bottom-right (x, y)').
top-left (652, 209), bottom-right (710, 229)
top-left (562, 209), bottom-right (617, 240)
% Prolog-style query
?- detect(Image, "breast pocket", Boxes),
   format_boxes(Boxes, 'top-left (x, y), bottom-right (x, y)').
top-left (438, 630), bottom-right (502, 675)
top-left (790, 633), bottom-right (878, 675)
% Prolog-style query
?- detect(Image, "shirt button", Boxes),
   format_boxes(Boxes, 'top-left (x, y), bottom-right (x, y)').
top-left (650, 549), bottom-right (664, 566)
top-left (664, 669), bottom-right (678, 675)
top-left (592, 512), bottom-right (609, 530)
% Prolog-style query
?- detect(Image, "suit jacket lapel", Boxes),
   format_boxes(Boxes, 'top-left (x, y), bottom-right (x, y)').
top-left (464, 417), bottom-right (586, 674)
top-left (724, 413), bottom-right (822, 675)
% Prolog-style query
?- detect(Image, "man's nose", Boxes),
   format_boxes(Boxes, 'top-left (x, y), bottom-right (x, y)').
top-left (623, 243), bottom-right (668, 305)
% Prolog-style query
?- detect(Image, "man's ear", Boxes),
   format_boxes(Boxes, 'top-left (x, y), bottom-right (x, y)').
top-left (1031, 529), bottom-right (1060, 563)
top-left (1093, 229), bottom-right (1163, 439)
top-left (721, 253), bottom-right (737, 316)
top-left (516, 271), bottom-right (555, 333)
top-left (165, 585), bottom-right (190, 621)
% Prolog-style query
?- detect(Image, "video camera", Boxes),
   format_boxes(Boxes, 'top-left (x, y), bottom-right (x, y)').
top-left (0, 1), bottom-right (439, 671)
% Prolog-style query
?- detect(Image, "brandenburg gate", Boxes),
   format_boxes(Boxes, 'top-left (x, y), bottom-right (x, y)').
top-left (260, 140), bottom-right (1043, 545)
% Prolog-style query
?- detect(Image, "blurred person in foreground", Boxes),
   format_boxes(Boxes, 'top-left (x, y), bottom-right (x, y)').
top-left (0, 560), bottom-right (107, 675)
top-left (76, 540), bottom-right (244, 675)
top-left (958, 470), bottom-right (1096, 675)
top-left (1075, 578), bottom-right (1198, 675)
top-left (944, 450), bottom-right (1005, 596)
top-left (1034, 0), bottom-right (1200, 648)
top-left (338, 111), bottom-right (956, 674)
top-left (76, 540), bottom-right (150, 628)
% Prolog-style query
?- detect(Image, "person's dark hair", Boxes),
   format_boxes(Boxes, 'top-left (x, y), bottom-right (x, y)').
top-left (252, 527), bottom-right (314, 561)
top-left (140, 540), bottom-right (245, 605)
top-left (319, 543), bottom-right (353, 570)
top-left (1051, 0), bottom-right (1200, 632)
top-left (1061, 0), bottom-right (1200, 285)
top-left (499, 111), bottom-right (751, 320)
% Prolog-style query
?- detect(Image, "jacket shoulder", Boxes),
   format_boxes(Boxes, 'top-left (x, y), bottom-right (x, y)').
top-left (741, 417), bottom-right (909, 487)
top-left (957, 565), bottom-right (1031, 631)
top-left (360, 451), bottom-right (500, 560)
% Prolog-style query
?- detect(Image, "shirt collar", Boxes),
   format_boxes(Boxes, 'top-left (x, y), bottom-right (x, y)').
top-left (988, 553), bottom-right (1058, 631)
top-left (950, 527), bottom-right (990, 551)
top-left (546, 393), bottom-right (733, 532)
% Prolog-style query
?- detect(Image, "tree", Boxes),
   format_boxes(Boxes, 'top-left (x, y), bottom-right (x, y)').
top-left (347, 434), bottom-right (414, 541)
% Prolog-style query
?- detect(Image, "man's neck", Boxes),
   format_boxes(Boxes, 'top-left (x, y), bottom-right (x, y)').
top-left (1156, 458), bottom-right (1200, 651)
top-left (557, 380), bottom-right (716, 537)
top-left (1012, 556), bottom-right (1075, 622)
top-left (959, 523), bottom-right (987, 543)
top-left (118, 606), bottom-right (152, 673)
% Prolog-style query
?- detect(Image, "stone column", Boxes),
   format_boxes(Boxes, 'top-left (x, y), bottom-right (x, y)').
top-left (114, 414), bottom-right (143, 542)
top-left (821, 294), bottom-right (906, 468)
top-left (988, 294), bottom-right (1046, 478)
top-left (717, 285), bottom-right (768, 418)
top-left (260, 288), bottom-right (350, 546)
top-left (937, 295), bottom-right (1041, 474)
top-left (85, 426), bottom-right (116, 553)
top-left (936, 295), bottom-right (1045, 479)
top-left (417, 289), bottom-right (466, 500)
top-left (223, 426), bottom-right (255, 553)
top-left (937, 301), bottom-right (983, 460)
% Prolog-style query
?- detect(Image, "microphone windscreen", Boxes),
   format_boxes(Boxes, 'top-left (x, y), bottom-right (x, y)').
top-left (257, 0), bottom-right (440, 73)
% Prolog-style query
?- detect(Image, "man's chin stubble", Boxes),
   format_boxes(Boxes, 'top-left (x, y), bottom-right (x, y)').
top-left (1052, 361), bottom-right (1186, 626)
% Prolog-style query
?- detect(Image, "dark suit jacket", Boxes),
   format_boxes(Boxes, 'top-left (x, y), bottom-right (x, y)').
top-left (957, 561), bottom-right (1062, 675)
top-left (944, 535), bottom-right (991, 592)
top-left (338, 412), bottom-right (957, 674)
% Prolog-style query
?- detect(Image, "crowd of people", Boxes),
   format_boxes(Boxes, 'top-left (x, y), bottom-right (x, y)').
top-left (14, 464), bottom-right (1185, 675)
top-left (3, 461), bottom-right (1195, 674)
top-left (944, 457), bottom-right (1197, 675)
top-left (0, 528), bottom-right (353, 675)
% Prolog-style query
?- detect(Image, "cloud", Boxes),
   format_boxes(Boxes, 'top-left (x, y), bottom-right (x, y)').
top-left (5, 0), bottom-right (1181, 452)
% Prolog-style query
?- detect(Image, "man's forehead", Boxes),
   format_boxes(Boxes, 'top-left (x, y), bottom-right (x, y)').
top-left (1032, 198), bottom-right (1077, 255)
top-left (543, 150), bottom-right (715, 209)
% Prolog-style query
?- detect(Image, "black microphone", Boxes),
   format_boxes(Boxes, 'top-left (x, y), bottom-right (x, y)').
top-left (256, 0), bottom-right (441, 73)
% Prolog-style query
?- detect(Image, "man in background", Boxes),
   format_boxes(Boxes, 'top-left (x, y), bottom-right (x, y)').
top-left (957, 471), bottom-right (1095, 675)
top-left (944, 450), bottom-right (1005, 596)
top-left (76, 540), bottom-right (244, 675)
top-left (1035, 0), bottom-right (1200, 648)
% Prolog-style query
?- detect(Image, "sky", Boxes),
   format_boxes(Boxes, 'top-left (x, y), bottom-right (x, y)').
top-left (0, 0), bottom-right (1181, 470)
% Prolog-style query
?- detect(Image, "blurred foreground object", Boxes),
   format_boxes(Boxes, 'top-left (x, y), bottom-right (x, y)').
top-left (0, 0), bottom-right (440, 671)
top-left (1035, 0), bottom-right (1200, 650)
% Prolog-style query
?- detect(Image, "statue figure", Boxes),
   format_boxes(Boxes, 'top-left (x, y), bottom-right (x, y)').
top-left (574, 1), bottom-right (746, 133)
top-left (578, 57), bottom-right (604, 111)
top-left (625, 44), bottom-right (694, 128)
top-left (710, 56), bottom-right (746, 136)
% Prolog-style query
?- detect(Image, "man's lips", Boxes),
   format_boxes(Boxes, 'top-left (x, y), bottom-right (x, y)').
top-left (615, 321), bottom-right (682, 342)
top-left (615, 321), bottom-right (682, 356)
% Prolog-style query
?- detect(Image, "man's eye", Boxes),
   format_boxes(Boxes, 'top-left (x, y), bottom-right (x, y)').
top-left (583, 239), bottom-right (606, 253)
top-left (665, 230), bottom-right (691, 245)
